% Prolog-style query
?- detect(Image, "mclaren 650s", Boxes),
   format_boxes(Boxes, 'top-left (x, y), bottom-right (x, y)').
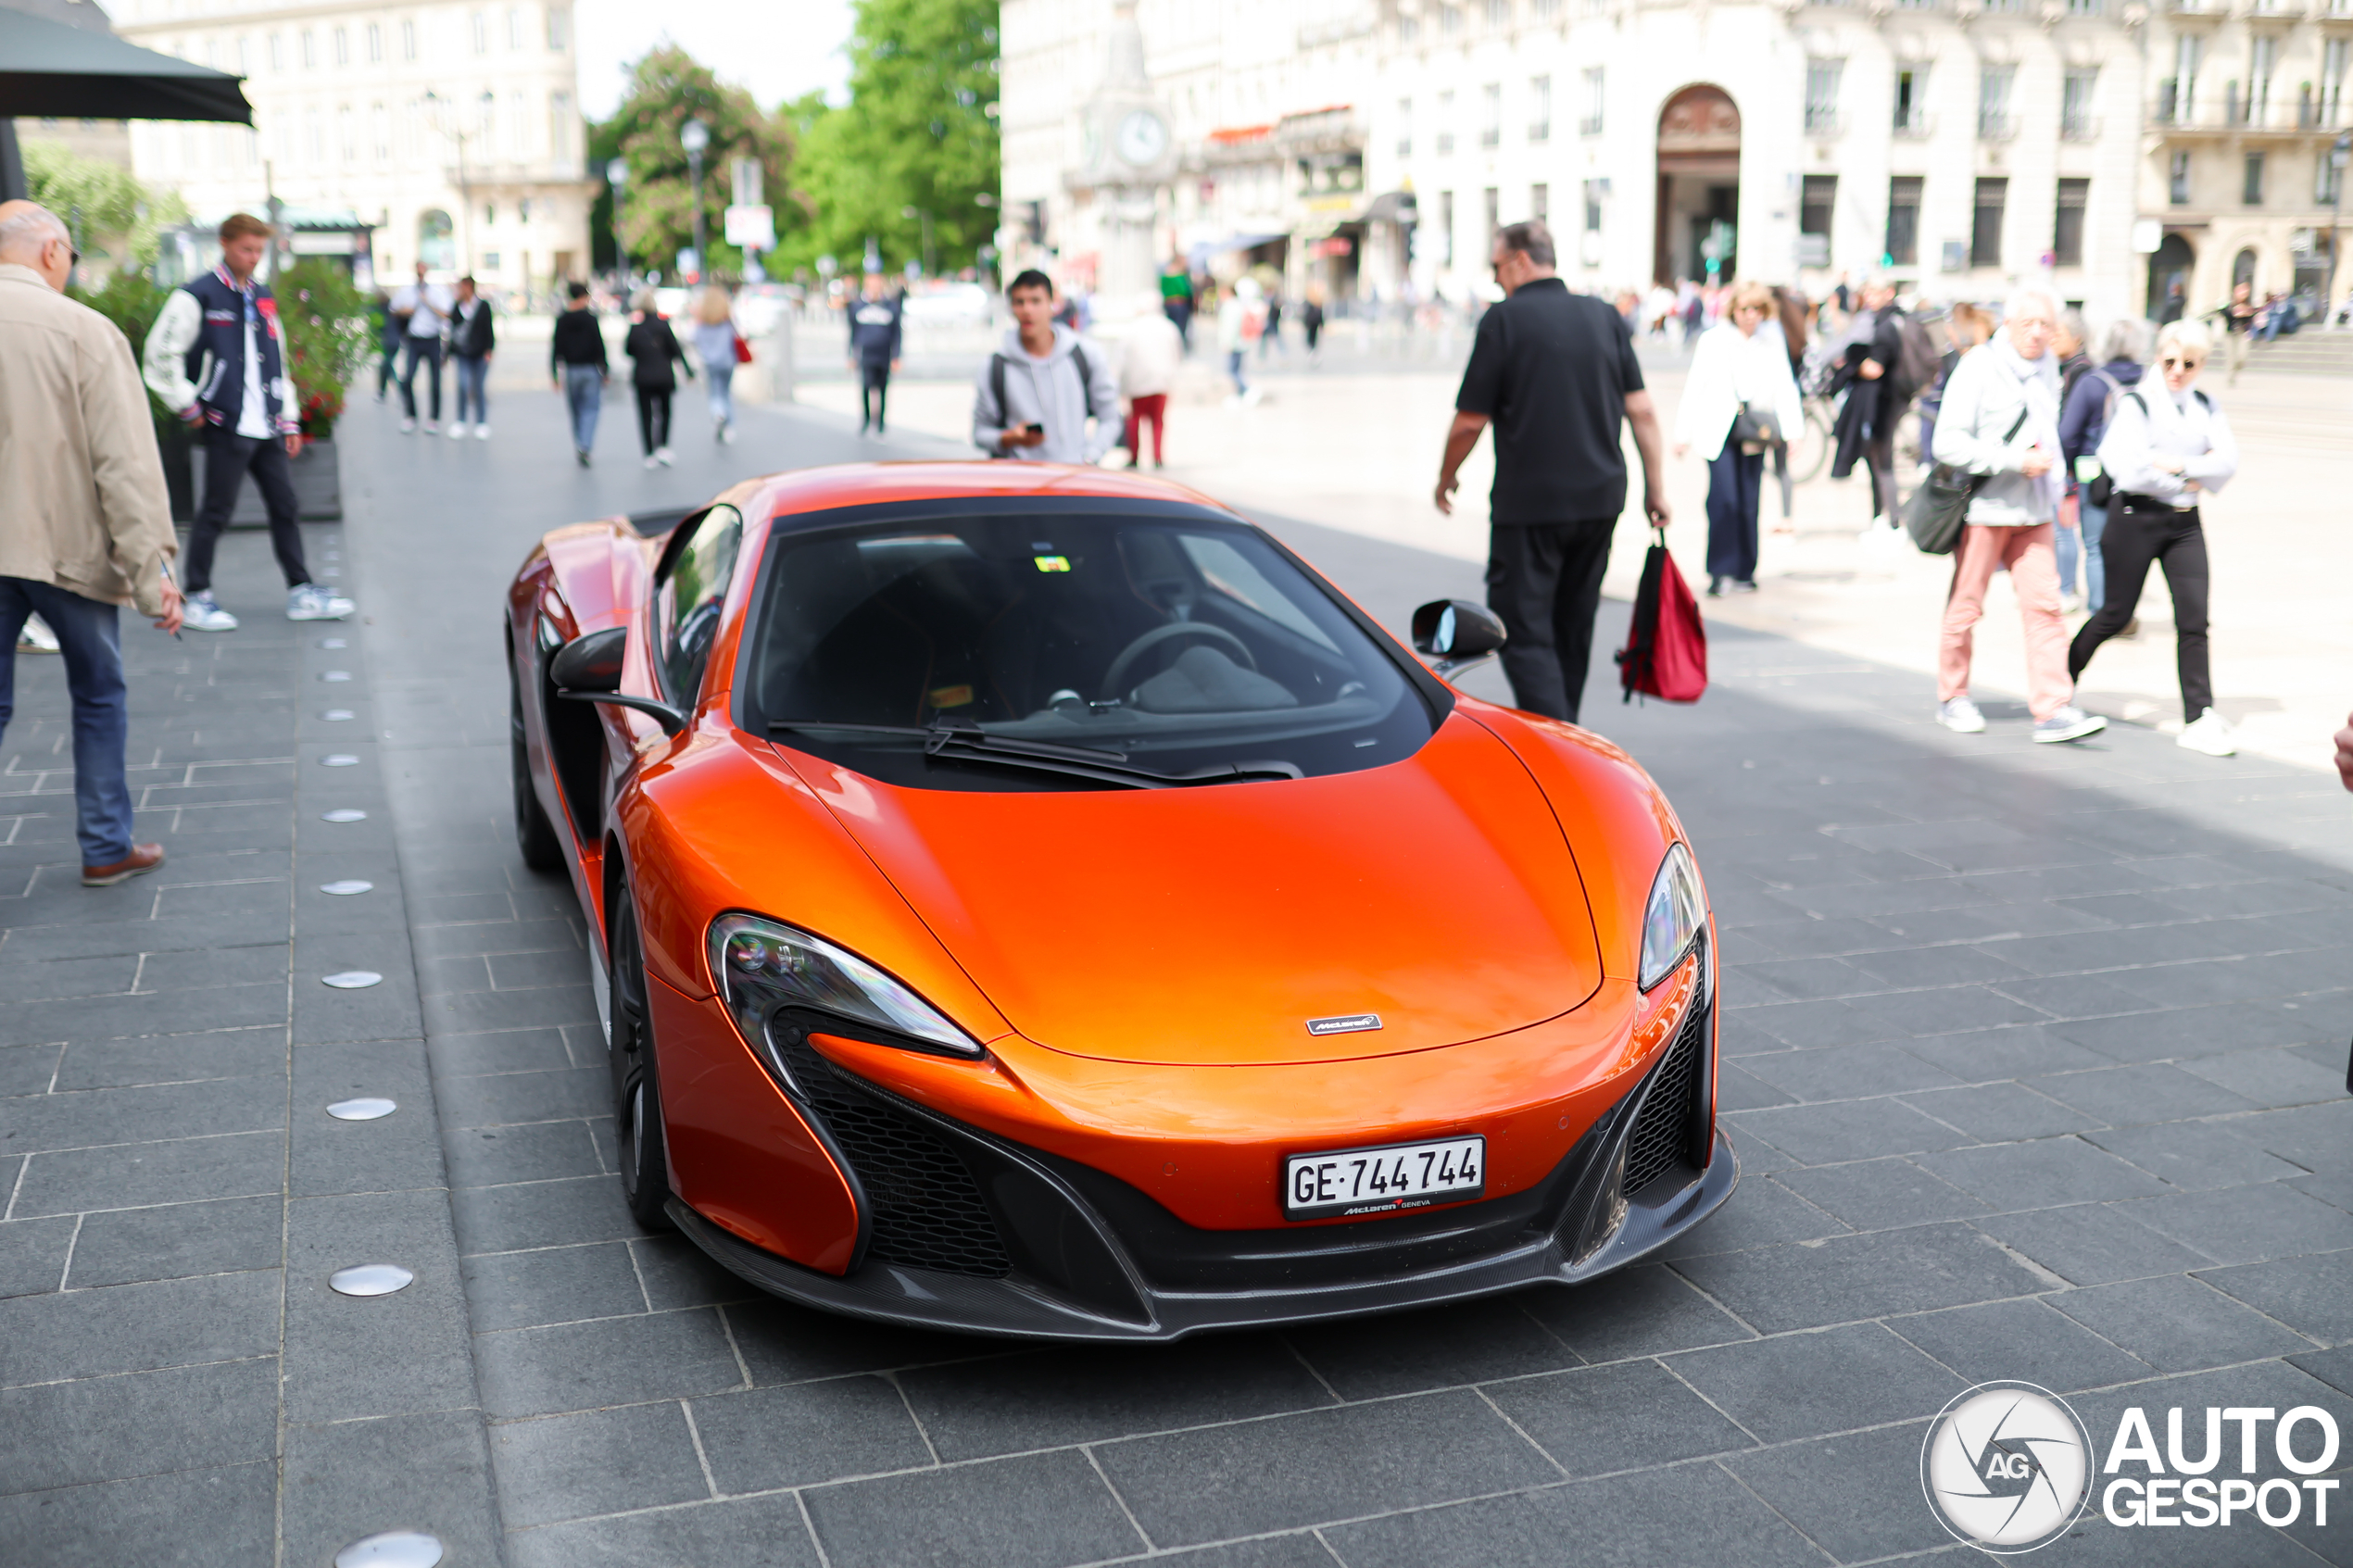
top-left (505, 461), bottom-right (1732, 1341)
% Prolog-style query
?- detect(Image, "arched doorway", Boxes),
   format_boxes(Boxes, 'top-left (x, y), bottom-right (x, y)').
top-left (2233, 246), bottom-right (2259, 289)
top-left (1655, 85), bottom-right (1741, 285)
top-left (2147, 232), bottom-right (2195, 320)
top-left (418, 208), bottom-right (455, 273)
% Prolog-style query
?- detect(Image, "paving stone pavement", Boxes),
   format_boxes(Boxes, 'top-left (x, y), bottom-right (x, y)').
top-left (10, 382), bottom-right (2353, 1565)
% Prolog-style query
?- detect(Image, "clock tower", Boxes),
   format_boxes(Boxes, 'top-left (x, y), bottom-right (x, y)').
top-left (1073, 0), bottom-right (1177, 307)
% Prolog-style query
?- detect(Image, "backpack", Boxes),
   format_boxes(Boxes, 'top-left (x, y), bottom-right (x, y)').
top-left (1616, 531), bottom-right (1707, 705)
top-left (988, 345), bottom-right (1094, 457)
top-left (1893, 312), bottom-right (1941, 400)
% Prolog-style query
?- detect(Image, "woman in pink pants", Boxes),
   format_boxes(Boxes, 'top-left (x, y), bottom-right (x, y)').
top-left (1927, 289), bottom-right (2108, 746)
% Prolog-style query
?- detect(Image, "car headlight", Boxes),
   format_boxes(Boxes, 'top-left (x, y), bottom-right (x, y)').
top-left (708, 913), bottom-right (981, 1058)
top-left (1639, 842), bottom-right (1705, 992)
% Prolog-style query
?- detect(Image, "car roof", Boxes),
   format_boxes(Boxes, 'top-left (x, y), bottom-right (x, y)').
top-left (744, 462), bottom-right (1242, 525)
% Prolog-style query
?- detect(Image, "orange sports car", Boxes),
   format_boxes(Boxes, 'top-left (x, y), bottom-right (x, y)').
top-left (506, 461), bottom-right (1730, 1340)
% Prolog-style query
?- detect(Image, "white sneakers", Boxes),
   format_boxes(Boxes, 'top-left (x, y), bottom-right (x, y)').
top-left (1936, 697), bottom-right (1986, 734)
top-left (643, 455), bottom-right (660, 470)
top-left (474, 423), bottom-right (491, 440)
top-left (2179, 709), bottom-right (2237, 757)
top-left (397, 417), bottom-right (416, 434)
top-left (656, 445), bottom-right (675, 467)
top-left (447, 421), bottom-right (470, 439)
top-left (182, 590), bottom-right (239, 633)
top-left (286, 583), bottom-right (356, 621)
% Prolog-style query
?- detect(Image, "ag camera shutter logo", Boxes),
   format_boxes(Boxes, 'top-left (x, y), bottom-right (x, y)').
top-left (1920, 1382), bottom-right (2094, 1553)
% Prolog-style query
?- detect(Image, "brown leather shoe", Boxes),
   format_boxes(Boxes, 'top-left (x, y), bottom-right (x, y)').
top-left (82, 844), bottom-right (165, 887)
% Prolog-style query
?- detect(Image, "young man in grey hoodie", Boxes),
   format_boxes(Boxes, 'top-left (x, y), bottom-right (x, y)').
top-left (973, 270), bottom-right (1122, 465)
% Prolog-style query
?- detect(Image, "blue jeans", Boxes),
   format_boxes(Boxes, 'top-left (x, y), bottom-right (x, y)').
top-left (2056, 509), bottom-right (2081, 597)
top-left (705, 363), bottom-right (735, 428)
top-left (1227, 349), bottom-right (1249, 395)
top-left (0, 580), bottom-right (132, 867)
top-left (454, 354), bottom-right (489, 424)
top-left (564, 366), bottom-right (602, 453)
top-left (2079, 499), bottom-right (2108, 614)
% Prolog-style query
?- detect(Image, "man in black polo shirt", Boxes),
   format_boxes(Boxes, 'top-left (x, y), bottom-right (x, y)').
top-left (1435, 220), bottom-right (1669, 724)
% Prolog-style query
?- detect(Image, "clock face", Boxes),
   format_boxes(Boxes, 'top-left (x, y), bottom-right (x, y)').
top-left (1115, 109), bottom-right (1169, 168)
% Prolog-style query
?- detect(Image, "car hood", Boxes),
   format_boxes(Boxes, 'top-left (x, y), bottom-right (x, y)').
top-left (775, 713), bottom-right (1604, 1065)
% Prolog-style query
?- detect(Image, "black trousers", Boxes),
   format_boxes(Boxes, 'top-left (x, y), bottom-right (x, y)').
top-left (399, 336), bottom-right (443, 420)
top-left (860, 363), bottom-right (891, 430)
top-left (2069, 497), bottom-right (2212, 721)
top-left (1862, 426), bottom-right (1898, 519)
top-left (635, 386), bottom-right (673, 455)
top-left (1485, 519), bottom-right (1616, 725)
top-left (1705, 441), bottom-right (1764, 583)
top-left (188, 432), bottom-right (309, 594)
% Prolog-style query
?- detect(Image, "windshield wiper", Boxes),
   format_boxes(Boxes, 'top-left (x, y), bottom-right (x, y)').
top-left (764, 719), bottom-right (1302, 789)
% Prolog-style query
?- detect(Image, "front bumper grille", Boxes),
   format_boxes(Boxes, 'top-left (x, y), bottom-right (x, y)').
top-left (1623, 993), bottom-right (1709, 1198)
top-left (772, 1027), bottom-right (1013, 1278)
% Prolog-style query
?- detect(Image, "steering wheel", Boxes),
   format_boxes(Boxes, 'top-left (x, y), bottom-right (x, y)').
top-left (1100, 621), bottom-right (1256, 700)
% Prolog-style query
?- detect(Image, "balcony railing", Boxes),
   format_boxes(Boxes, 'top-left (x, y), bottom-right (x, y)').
top-left (1893, 107), bottom-right (1937, 138)
top-left (2060, 113), bottom-right (2101, 141)
top-left (1579, 113), bottom-right (1604, 136)
top-left (1804, 106), bottom-right (1844, 135)
top-left (1979, 111), bottom-right (2019, 140)
top-left (1528, 119), bottom-right (1551, 142)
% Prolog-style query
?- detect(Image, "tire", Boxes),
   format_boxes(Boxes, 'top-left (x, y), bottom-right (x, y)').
top-left (1790, 402), bottom-right (1834, 485)
top-left (609, 888), bottom-right (674, 1231)
top-left (510, 649), bottom-right (565, 873)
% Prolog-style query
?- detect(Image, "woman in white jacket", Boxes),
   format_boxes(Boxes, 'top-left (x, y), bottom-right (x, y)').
top-left (1673, 280), bottom-right (1803, 596)
top-left (1927, 289), bottom-right (2106, 745)
top-left (2069, 319), bottom-right (2240, 756)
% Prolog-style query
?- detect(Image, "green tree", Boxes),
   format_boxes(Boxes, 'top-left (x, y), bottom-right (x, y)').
top-left (784, 0), bottom-right (1000, 280)
top-left (21, 138), bottom-right (188, 272)
top-left (601, 46), bottom-right (798, 280)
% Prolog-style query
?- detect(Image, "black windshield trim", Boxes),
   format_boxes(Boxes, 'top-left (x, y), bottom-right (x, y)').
top-left (724, 492), bottom-right (1454, 749)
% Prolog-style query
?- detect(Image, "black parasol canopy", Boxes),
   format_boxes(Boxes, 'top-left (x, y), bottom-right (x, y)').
top-left (1, 3), bottom-right (252, 123)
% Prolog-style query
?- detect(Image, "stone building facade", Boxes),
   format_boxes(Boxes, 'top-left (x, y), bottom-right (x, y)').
top-left (1005, 0), bottom-right (2353, 320)
top-left (112, 0), bottom-right (592, 298)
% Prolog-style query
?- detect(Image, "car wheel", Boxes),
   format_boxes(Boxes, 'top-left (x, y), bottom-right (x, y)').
top-left (608, 886), bottom-right (674, 1230)
top-left (510, 650), bottom-right (565, 873)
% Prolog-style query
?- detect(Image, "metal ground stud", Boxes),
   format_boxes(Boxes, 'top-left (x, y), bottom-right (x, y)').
top-left (333, 1529), bottom-right (444, 1566)
top-left (321, 971), bottom-right (384, 988)
top-left (326, 1098), bottom-right (397, 1121)
top-left (327, 1263), bottom-right (414, 1297)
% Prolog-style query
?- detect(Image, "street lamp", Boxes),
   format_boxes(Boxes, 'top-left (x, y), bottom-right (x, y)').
top-left (681, 119), bottom-right (710, 282)
top-left (606, 157), bottom-right (629, 290)
top-left (901, 204), bottom-right (935, 280)
top-left (2330, 132), bottom-right (2351, 330)
top-left (422, 88), bottom-right (486, 273)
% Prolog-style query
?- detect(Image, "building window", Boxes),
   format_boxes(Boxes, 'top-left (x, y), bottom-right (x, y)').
top-left (1805, 58), bottom-right (1843, 134)
top-left (2060, 69), bottom-right (2096, 140)
top-left (333, 25), bottom-right (347, 65)
top-left (1441, 5), bottom-right (1462, 35)
top-left (1582, 179), bottom-right (1603, 235)
top-left (550, 92), bottom-right (573, 165)
top-left (305, 107), bottom-right (323, 164)
top-left (2067, 0), bottom-right (2101, 11)
top-left (1437, 90), bottom-right (1454, 156)
top-left (509, 6), bottom-right (524, 48)
top-left (1893, 65), bottom-right (1929, 135)
top-left (2053, 177), bottom-right (2088, 266)
top-left (2324, 39), bottom-right (2348, 127)
top-left (2245, 150), bottom-right (2266, 204)
top-left (1480, 83), bottom-right (1501, 148)
top-left (235, 34), bottom-right (248, 73)
top-left (402, 19), bottom-right (417, 60)
top-left (547, 6), bottom-right (570, 50)
top-left (1800, 175), bottom-right (1836, 239)
top-left (338, 103), bottom-right (354, 161)
top-left (268, 32), bottom-right (283, 71)
top-left (1580, 66), bottom-right (1604, 136)
top-left (1978, 64), bottom-right (2016, 139)
top-left (300, 28), bottom-right (316, 68)
top-left (1532, 0), bottom-right (1560, 19)
top-left (1486, 0), bottom-right (1510, 25)
top-left (2250, 34), bottom-right (2278, 125)
top-left (371, 102), bottom-right (390, 160)
top-left (1530, 182), bottom-right (1549, 225)
top-left (2171, 34), bottom-right (2202, 124)
top-left (2170, 149), bottom-right (2192, 205)
top-left (1483, 186), bottom-right (1500, 243)
top-left (1529, 74), bottom-right (1550, 142)
top-left (1970, 177), bottom-right (2007, 265)
top-left (1439, 190), bottom-right (1454, 267)
top-left (1399, 13), bottom-right (1418, 43)
top-left (1886, 175), bottom-right (1921, 265)
top-left (510, 90), bottom-right (528, 156)
top-left (1397, 97), bottom-right (1412, 157)
top-left (472, 11), bottom-right (489, 54)
top-left (2320, 146), bottom-right (2343, 204)
top-left (366, 22), bottom-right (381, 62)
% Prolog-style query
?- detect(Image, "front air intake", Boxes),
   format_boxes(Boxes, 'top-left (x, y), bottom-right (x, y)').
top-left (770, 1027), bottom-right (1013, 1278)
top-left (1622, 993), bottom-right (1709, 1199)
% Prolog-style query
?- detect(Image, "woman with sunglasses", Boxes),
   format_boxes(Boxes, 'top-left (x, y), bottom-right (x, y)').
top-left (2070, 320), bottom-right (2239, 757)
top-left (1674, 279), bottom-right (1803, 596)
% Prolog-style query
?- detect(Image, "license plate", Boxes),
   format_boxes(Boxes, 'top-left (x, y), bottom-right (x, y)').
top-left (1284, 1136), bottom-right (1485, 1220)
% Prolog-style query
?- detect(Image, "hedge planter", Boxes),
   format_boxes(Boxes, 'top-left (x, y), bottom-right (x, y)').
top-left (188, 437), bottom-right (343, 526)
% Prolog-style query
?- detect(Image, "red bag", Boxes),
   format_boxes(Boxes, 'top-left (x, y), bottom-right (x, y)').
top-left (1616, 531), bottom-right (1708, 704)
top-left (733, 331), bottom-right (754, 365)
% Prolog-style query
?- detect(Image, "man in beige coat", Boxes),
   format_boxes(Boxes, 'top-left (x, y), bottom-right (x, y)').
top-left (0, 201), bottom-right (184, 885)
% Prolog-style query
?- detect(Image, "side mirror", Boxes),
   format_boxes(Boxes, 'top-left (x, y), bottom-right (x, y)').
top-left (1411, 598), bottom-right (1506, 677)
top-left (549, 625), bottom-right (688, 736)
top-left (548, 626), bottom-right (626, 693)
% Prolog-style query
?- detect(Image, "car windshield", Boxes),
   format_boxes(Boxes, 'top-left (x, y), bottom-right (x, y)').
top-left (745, 508), bottom-right (1440, 792)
